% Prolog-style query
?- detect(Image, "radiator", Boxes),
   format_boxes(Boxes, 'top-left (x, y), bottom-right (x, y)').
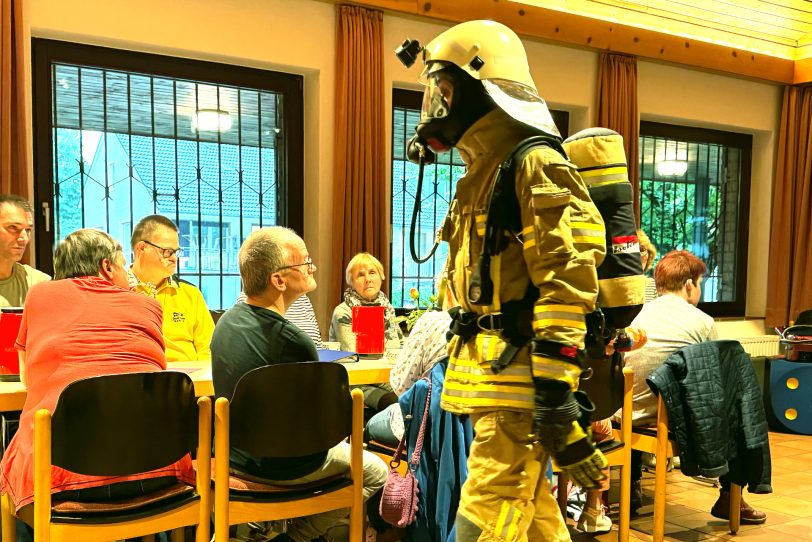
top-left (735, 335), bottom-right (780, 358)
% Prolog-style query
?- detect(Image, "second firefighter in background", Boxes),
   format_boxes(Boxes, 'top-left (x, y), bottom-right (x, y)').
top-left (399, 20), bottom-right (608, 541)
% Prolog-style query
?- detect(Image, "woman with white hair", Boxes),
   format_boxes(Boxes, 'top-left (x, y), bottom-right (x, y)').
top-left (329, 253), bottom-right (403, 422)
top-left (329, 252), bottom-right (403, 350)
top-left (366, 271), bottom-right (456, 445)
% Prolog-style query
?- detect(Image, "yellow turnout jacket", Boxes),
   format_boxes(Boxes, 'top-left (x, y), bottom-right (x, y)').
top-left (440, 109), bottom-right (606, 415)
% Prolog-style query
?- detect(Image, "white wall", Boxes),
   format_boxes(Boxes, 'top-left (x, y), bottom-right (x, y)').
top-left (25, 0), bottom-right (781, 334)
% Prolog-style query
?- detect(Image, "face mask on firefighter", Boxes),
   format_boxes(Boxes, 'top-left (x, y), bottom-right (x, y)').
top-left (415, 63), bottom-right (495, 154)
top-left (416, 69), bottom-right (458, 153)
top-left (421, 74), bottom-right (454, 119)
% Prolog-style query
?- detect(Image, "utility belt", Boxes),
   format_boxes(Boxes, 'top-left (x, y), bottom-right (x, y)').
top-left (449, 300), bottom-right (611, 375)
top-left (448, 294), bottom-right (535, 374)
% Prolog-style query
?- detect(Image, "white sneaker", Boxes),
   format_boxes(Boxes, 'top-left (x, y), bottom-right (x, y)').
top-left (576, 507), bottom-right (613, 534)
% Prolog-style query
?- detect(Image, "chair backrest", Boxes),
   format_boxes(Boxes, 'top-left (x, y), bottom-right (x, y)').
top-left (796, 309), bottom-right (812, 326)
top-left (229, 362), bottom-right (352, 458)
top-left (578, 350), bottom-right (625, 420)
top-left (210, 309), bottom-right (227, 325)
top-left (50, 371), bottom-right (198, 476)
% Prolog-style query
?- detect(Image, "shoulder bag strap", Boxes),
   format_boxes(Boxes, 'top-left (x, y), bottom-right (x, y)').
top-left (409, 377), bottom-right (432, 468)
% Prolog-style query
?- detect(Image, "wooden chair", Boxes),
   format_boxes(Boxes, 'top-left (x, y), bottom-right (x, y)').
top-left (628, 394), bottom-right (742, 541)
top-left (210, 309), bottom-right (227, 325)
top-left (214, 362), bottom-right (365, 542)
top-left (557, 365), bottom-right (634, 542)
top-left (0, 371), bottom-right (211, 542)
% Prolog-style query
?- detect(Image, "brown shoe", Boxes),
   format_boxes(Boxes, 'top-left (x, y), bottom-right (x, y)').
top-left (710, 489), bottom-right (767, 525)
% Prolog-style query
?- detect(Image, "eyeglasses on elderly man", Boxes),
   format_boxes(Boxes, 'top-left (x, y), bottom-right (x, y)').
top-left (276, 256), bottom-right (316, 274)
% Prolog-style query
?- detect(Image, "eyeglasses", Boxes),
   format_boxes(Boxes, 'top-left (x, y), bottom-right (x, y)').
top-left (276, 257), bottom-right (316, 274)
top-left (143, 240), bottom-right (183, 259)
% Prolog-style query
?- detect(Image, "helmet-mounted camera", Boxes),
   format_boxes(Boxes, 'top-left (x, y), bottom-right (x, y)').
top-left (395, 39), bottom-right (423, 68)
top-left (397, 37), bottom-right (486, 73)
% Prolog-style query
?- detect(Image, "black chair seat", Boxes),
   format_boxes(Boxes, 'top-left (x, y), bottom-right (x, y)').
top-left (228, 472), bottom-right (353, 502)
top-left (597, 438), bottom-right (625, 455)
top-left (611, 420), bottom-right (675, 440)
top-left (631, 425), bottom-right (675, 440)
top-left (19, 483), bottom-right (198, 525)
top-left (213, 363), bottom-right (365, 541)
top-left (3, 373), bottom-right (212, 541)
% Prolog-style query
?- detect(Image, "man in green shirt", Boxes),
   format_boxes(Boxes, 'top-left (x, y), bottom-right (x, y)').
top-left (212, 226), bottom-right (386, 542)
top-left (0, 195), bottom-right (49, 308)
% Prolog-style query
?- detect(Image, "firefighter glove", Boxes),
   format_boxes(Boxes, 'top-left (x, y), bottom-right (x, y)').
top-left (553, 428), bottom-right (609, 490)
top-left (532, 377), bottom-right (581, 453)
top-left (533, 378), bottom-right (607, 489)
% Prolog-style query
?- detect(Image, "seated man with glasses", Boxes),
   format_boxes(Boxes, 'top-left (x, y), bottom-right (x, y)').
top-left (236, 255), bottom-right (325, 349)
top-left (211, 227), bottom-right (387, 542)
top-left (129, 214), bottom-right (214, 361)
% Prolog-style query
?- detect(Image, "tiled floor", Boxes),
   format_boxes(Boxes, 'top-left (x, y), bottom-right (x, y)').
top-left (243, 431), bottom-right (812, 541)
top-left (573, 431), bottom-right (812, 542)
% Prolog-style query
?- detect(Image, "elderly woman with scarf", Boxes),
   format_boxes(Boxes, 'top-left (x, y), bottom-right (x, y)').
top-left (329, 253), bottom-right (403, 420)
top-left (329, 252), bottom-right (403, 350)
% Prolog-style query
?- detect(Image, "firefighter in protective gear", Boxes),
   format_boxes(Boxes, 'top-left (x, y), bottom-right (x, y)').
top-left (401, 20), bottom-right (608, 541)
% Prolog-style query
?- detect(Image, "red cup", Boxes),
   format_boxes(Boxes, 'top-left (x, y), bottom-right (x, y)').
top-left (351, 306), bottom-right (385, 354)
top-left (0, 311), bottom-right (22, 374)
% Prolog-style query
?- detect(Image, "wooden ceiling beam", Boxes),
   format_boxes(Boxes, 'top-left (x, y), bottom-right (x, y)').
top-left (795, 56), bottom-right (812, 84)
top-left (331, 0), bottom-right (811, 84)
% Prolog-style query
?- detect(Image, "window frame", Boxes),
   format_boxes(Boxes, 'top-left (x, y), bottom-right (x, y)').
top-left (639, 121), bottom-right (752, 317)
top-left (32, 38), bottom-right (304, 276)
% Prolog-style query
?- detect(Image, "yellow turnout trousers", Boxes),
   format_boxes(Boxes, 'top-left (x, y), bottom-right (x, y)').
top-left (456, 411), bottom-right (570, 542)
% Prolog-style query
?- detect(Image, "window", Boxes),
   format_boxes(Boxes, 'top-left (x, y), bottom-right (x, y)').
top-left (33, 39), bottom-right (304, 309)
top-left (389, 88), bottom-right (569, 308)
top-left (639, 122), bottom-right (751, 317)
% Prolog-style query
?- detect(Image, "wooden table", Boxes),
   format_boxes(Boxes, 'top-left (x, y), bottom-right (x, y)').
top-left (0, 358), bottom-right (393, 412)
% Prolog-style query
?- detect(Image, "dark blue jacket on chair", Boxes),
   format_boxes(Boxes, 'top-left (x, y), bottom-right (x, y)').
top-left (647, 340), bottom-right (772, 493)
top-left (399, 358), bottom-right (474, 542)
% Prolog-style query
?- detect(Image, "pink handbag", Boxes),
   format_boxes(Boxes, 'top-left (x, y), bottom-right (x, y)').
top-left (378, 378), bottom-right (432, 528)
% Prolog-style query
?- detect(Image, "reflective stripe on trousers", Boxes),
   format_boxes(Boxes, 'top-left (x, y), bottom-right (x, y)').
top-left (455, 411), bottom-right (570, 542)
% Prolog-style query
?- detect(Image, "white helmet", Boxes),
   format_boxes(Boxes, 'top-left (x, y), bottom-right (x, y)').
top-left (418, 20), bottom-right (560, 139)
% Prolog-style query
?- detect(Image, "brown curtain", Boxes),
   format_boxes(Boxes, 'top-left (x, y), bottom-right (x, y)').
top-left (330, 5), bottom-right (386, 313)
top-left (765, 85), bottom-right (812, 327)
top-left (0, 0), bottom-right (28, 198)
top-left (596, 52), bottom-right (639, 221)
